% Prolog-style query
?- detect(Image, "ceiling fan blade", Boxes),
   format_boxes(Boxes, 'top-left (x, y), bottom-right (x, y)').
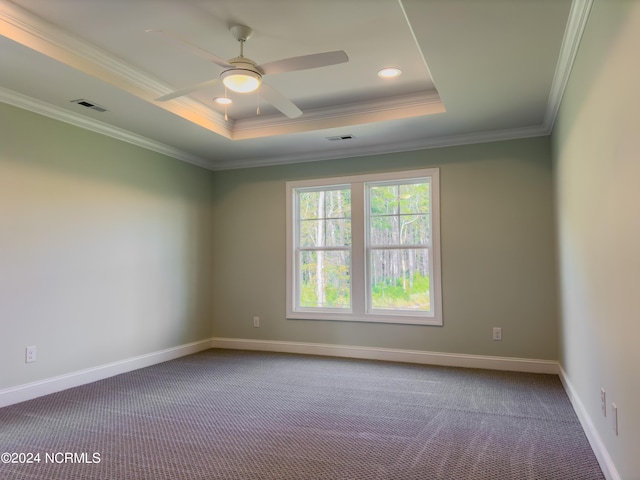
top-left (145, 29), bottom-right (233, 69)
top-left (260, 82), bottom-right (303, 119)
top-left (155, 78), bottom-right (221, 101)
top-left (257, 50), bottom-right (348, 75)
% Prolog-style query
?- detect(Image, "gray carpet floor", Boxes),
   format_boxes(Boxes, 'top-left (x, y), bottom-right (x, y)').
top-left (0, 349), bottom-right (605, 479)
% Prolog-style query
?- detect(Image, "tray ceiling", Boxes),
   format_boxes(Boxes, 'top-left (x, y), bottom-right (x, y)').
top-left (0, 0), bottom-right (587, 170)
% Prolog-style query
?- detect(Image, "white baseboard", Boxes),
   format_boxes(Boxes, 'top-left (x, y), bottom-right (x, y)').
top-left (211, 337), bottom-right (559, 374)
top-left (558, 365), bottom-right (622, 480)
top-left (0, 336), bottom-right (559, 409)
top-left (557, 366), bottom-right (621, 480)
top-left (0, 338), bottom-right (213, 408)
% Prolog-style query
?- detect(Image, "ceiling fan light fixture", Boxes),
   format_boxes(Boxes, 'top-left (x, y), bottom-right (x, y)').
top-left (214, 96), bottom-right (232, 105)
top-left (221, 69), bottom-right (262, 93)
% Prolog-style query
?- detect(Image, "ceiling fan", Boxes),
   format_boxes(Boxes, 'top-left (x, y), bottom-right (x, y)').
top-left (149, 25), bottom-right (349, 119)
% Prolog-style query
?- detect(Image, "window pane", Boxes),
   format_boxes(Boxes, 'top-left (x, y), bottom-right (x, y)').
top-left (399, 214), bottom-right (430, 245)
top-left (370, 185), bottom-right (398, 215)
top-left (299, 189), bottom-right (350, 220)
top-left (299, 191), bottom-right (321, 220)
top-left (370, 215), bottom-right (398, 245)
top-left (300, 219), bottom-right (351, 247)
top-left (399, 182), bottom-right (430, 214)
top-left (299, 250), bottom-right (350, 308)
top-left (370, 248), bottom-right (430, 311)
top-left (371, 215), bottom-right (430, 246)
top-left (325, 189), bottom-right (351, 219)
top-left (326, 218), bottom-right (351, 246)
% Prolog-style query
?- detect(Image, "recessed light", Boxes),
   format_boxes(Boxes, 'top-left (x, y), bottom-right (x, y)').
top-left (214, 97), bottom-right (232, 105)
top-left (378, 67), bottom-right (402, 79)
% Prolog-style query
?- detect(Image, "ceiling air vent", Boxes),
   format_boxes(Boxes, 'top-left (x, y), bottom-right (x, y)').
top-left (70, 99), bottom-right (108, 112)
top-left (326, 135), bottom-right (355, 142)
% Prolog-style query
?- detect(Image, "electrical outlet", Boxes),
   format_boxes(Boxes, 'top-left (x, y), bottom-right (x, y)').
top-left (492, 327), bottom-right (502, 341)
top-left (611, 403), bottom-right (618, 435)
top-left (25, 345), bottom-right (37, 363)
top-left (601, 389), bottom-right (606, 416)
top-left (253, 316), bottom-right (260, 328)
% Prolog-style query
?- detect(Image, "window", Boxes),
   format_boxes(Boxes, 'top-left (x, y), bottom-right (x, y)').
top-left (286, 168), bottom-right (442, 325)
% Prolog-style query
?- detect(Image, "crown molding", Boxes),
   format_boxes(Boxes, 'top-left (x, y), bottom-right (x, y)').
top-left (2, 80), bottom-right (546, 172)
top-left (543, 0), bottom-right (594, 132)
top-left (0, 86), bottom-right (214, 170)
top-left (212, 123), bottom-right (549, 171)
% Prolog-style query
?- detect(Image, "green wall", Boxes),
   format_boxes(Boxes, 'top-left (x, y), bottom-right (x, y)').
top-left (1, 95), bottom-right (559, 392)
top-left (552, 1), bottom-right (640, 477)
top-left (0, 103), bottom-right (215, 389)
top-left (212, 136), bottom-right (559, 360)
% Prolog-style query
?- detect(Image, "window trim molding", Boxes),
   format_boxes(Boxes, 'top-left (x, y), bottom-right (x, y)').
top-left (286, 168), bottom-right (442, 326)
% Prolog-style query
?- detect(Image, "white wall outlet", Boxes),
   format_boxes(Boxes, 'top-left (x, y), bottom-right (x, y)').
top-left (25, 345), bottom-right (37, 363)
top-left (611, 403), bottom-right (618, 435)
top-left (253, 316), bottom-right (260, 328)
top-left (492, 327), bottom-right (502, 341)
top-left (601, 388), bottom-right (606, 416)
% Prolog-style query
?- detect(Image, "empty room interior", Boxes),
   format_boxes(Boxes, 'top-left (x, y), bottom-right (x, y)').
top-left (1, 0), bottom-right (638, 479)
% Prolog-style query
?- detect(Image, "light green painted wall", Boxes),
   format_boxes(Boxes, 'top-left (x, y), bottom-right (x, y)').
top-left (212, 136), bottom-right (558, 360)
top-left (552, 1), bottom-right (640, 477)
top-left (0, 103), bottom-right (215, 389)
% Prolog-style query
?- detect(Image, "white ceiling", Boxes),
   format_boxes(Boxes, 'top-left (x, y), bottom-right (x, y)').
top-left (0, 0), bottom-right (588, 170)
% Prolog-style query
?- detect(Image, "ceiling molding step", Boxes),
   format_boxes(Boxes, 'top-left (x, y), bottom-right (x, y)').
top-left (235, 91), bottom-right (443, 130)
top-left (0, 0), bottom-right (231, 137)
top-left (397, 0), bottom-right (441, 96)
top-left (543, 0), bottom-right (594, 132)
top-left (0, 0), bottom-right (163, 94)
top-left (0, 86), bottom-right (214, 171)
top-left (212, 124), bottom-right (550, 171)
top-left (232, 91), bottom-right (445, 140)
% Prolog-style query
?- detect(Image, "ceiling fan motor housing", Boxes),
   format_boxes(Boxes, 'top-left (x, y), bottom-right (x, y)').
top-left (230, 25), bottom-right (253, 42)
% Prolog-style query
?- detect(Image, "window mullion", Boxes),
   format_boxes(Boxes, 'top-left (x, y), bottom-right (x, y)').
top-left (350, 182), bottom-right (365, 315)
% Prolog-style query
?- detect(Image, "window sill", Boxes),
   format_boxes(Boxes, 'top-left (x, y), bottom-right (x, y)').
top-left (287, 311), bottom-right (442, 326)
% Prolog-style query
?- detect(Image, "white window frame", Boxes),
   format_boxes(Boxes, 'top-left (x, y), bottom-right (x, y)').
top-left (286, 168), bottom-right (442, 326)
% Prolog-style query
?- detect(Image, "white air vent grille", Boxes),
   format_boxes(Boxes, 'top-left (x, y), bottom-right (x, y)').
top-left (70, 99), bottom-right (108, 112)
top-left (326, 135), bottom-right (355, 141)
